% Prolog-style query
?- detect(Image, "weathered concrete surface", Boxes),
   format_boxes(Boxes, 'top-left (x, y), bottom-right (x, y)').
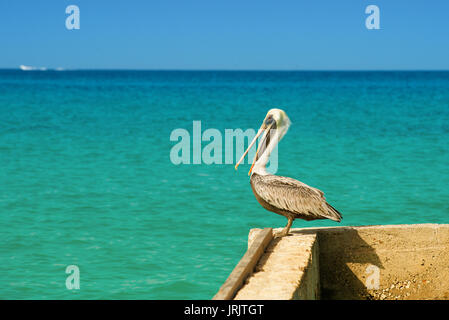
top-left (214, 228), bottom-right (273, 300)
top-left (234, 229), bottom-right (319, 300)
top-left (315, 224), bottom-right (449, 300)
top-left (231, 224), bottom-right (449, 300)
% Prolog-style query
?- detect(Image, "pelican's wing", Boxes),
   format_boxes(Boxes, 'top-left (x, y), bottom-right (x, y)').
top-left (252, 175), bottom-right (342, 221)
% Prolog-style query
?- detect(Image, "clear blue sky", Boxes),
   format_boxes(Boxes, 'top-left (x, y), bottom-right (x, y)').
top-left (0, 0), bottom-right (448, 70)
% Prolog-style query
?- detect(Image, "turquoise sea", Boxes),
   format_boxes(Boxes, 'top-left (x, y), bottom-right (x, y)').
top-left (1, 70), bottom-right (448, 299)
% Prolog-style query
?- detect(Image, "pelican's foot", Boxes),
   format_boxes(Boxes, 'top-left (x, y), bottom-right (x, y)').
top-left (273, 230), bottom-right (290, 238)
top-left (274, 218), bottom-right (293, 238)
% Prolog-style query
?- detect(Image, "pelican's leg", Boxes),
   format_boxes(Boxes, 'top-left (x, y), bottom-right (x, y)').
top-left (274, 217), bottom-right (293, 238)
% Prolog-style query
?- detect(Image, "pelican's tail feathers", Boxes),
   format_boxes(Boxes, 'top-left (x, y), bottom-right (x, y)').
top-left (326, 203), bottom-right (342, 222)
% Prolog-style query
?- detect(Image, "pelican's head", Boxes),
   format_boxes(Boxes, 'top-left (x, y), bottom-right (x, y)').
top-left (235, 108), bottom-right (291, 175)
top-left (261, 108), bottom-right (291, 132)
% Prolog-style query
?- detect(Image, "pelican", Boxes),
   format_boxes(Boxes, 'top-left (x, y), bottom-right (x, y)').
top-left (235, 108), bottom-right (342, 238)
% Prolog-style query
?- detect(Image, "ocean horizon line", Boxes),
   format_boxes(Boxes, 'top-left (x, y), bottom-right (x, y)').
top-left (1, 68), bottom-right (449, 72)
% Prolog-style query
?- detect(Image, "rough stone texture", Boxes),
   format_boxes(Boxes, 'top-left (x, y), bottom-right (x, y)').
top-left (232, 224), bottom-right (449, 300)
top-left (234, 229), bottom-right (319, 300)
top-left (316, 224), bottom-right (449, 300)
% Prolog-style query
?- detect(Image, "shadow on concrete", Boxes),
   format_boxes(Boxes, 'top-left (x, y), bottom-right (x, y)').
top-left (292, 227), bottom-right (384, 300)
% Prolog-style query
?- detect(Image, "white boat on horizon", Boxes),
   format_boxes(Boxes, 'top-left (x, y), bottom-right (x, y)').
top-left (19, 65), bottom-right (48, 71)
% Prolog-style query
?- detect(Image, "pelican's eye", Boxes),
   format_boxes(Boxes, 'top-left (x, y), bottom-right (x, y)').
top-left (264, 115), bottom-right (275, 126)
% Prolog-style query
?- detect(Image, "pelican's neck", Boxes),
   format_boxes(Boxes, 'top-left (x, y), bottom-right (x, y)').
top-left (251, 142), bottom-right (275, 176)
top-left (252, 164), bottom-right (269, 176)
top-left (251, 124), bottom-right (288, 176)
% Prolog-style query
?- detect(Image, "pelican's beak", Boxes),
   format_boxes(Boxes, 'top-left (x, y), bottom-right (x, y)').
top-left (234, 127), bottom-right (263, 171)
top-left (235, 122), bottom-right (274, 175)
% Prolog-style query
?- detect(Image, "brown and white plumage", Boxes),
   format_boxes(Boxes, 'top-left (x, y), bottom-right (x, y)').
top-left (235, 108), bottom-right (342, 237)
top-left (250, 173), bottom-right (341, 222)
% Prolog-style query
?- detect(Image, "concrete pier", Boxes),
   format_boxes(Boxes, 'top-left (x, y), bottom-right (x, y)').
top-left (214, 224), bottom-right (449, 300)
